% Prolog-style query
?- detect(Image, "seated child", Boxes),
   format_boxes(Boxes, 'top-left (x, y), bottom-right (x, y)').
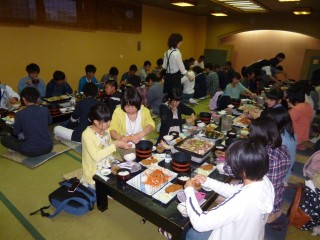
top-left (184, 140), bottom-right (274, 240)
top-left (53, 82), bottom-right (101, 142)
top-left (1, 87), bottom-right (53, 157)
top-left (81, 103), bottom-right (131, 188)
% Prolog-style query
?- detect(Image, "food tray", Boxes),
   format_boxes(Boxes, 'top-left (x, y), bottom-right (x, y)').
top-left (42, 95), bottom-right (71, 103)
top-left (139, 155), bottom-right (164, 168)
top-left (152, 183), bottom-right (182, 204)
top-left (195, 163), bottom-right (216, 177)
top-left (126, 166), bottom-right (177, 196)
top-left (174, 136), bottom-right (215, 158)
top-left (232, 115), bottom-right (251, 128)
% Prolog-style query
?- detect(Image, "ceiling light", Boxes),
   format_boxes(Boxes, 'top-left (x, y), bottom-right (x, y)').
top-left (279, 0), bottom-right (300, 2)
top-left (213, 0), bottom-right (267, 12)
top-left (293, 8), bottom-right (311, 15)
top-left (210, 12), bottom-right (228, 16)
top-left (171, 0), bottom-right (196, 7)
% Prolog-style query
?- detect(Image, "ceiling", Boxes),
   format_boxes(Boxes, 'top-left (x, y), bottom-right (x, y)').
top-left (134, 0), bottom-right (320, 16)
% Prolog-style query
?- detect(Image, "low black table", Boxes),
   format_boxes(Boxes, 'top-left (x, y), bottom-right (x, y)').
top-left (93, 159), bottom-right (230, 240)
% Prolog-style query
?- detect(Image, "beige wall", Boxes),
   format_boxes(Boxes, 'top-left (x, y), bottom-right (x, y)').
top-left (205, 13), bottom-right (320, 80)
top-left (0, 5), bottom-right (206, 92)
top-left (220, 30), bottom-right (320, 80)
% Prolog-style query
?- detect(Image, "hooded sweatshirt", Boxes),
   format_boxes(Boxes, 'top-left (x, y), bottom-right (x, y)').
top-left (185, 176), bottom-right (274, 240)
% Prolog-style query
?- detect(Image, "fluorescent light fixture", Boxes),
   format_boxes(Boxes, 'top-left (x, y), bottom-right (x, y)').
top-left (293, 8), bottom-right (311, 15)
top-left (213, 0), bottom-right (267, 12)
top-left (210, 12), bottom-right (228, 16)
top-left (171, 0), bottom-right (196, 7)
top-left (279, 0), bottom-right (300, 2)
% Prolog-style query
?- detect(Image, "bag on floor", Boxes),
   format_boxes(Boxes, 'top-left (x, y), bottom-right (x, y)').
top-left (30, 177), bottom-right (96, 218)
top-left (289, 181), bottom-right (320, 230)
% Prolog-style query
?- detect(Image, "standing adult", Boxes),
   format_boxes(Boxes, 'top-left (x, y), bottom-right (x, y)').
top-left (162, 33), bottom-right (191, 94)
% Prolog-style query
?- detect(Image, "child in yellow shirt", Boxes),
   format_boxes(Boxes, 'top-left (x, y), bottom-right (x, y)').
top-left (81, 103), bottom-right (131, 188)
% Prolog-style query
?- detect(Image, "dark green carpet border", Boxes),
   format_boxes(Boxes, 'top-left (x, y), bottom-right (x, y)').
top-left (64, 151), bottom-right (81, 163)
top-left (0, 191), bottom-right (45, 240)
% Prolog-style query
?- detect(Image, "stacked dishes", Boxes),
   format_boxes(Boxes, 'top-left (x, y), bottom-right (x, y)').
top-left (171, 152), bottom-right (191, 173)
top-left (199, 112), bottom-right (211, 124)
top-left (136, 140), bottom-right (153, 159)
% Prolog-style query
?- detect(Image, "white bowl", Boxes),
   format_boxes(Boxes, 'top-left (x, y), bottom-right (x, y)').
top-left (60, 108), bottom-right (67, 113)
top-left (197, 122), bottom-right (206, 128)
top-left (227, 104), bottom-right (234, 109)
top-left (123, 153), bottom-right (136, 162)
top-left (177, 202), bottom-right (188, 217)
top-left (100, 168), bottom-right (111, 176)
top-left (163, 135), bottom-right (174, 141)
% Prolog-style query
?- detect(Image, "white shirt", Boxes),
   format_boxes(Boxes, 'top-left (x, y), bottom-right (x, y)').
top-left (193, 60), bottom-right (204, 69)
top-left (181, 71), bottom-right (195, 94)
top-left (0, 84), bottom-right (20, 110)
top-left (162, 48), bottom-right (187, 75)
top-left (185, 176), bottom-right (274, 240)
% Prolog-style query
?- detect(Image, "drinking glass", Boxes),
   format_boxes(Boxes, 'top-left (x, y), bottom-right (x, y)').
top-left (221, 115), bottom-right (233, 134)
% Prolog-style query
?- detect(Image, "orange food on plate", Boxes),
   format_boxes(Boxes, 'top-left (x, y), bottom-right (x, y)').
top-left (145, 169), bottom-right (170, 187)
top-left (165, 184), bottom-right (183, 193)
top-left (141, 157), bottom-right (158, 166)
top-left (200, 163), bottom-right (214, 171)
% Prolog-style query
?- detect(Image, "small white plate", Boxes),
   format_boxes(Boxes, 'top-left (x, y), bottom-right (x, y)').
top-left (152, 183), bottom-right (181, 204)
top-left (100, 168), bottom-right (111, 176)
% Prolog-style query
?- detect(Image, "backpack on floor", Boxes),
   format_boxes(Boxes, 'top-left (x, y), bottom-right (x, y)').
top-left (30, 177), bottom-right (96, 218)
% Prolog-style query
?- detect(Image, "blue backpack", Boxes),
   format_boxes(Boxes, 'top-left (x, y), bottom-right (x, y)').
top-left (30, 178), bottom-right (96, 218)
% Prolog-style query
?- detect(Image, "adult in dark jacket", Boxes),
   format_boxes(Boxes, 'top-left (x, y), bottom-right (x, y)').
top-left (157, 88), bottom-right (196, 143)
top-left (193, 66), bottom-right (207, 99)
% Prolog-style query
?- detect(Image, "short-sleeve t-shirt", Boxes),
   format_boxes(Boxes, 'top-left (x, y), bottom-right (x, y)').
top-left (224, 83), bottom-right (246, 99)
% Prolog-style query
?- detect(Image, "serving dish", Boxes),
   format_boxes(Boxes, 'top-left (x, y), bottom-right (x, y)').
top-left (42, 95), bottom-right (71, 103)
top-left (174, 136), bottom-right (214, 158)
top-left (126, 166), bottom-right (177, 196)
top-left (152, 183), bottom-right (182, 204)
top-left (195, 163), bottom-right (216, 177)
top-left (232, 115), bottom-right (251, 128)
top-left (139, 155), bottom-right (163, 168)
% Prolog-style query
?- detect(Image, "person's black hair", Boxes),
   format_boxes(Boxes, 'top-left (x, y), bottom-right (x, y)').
top-left (129, 64), bottom-right (138, 72)
top-left (159, 69), bottom-right (167, 79)
top-left (267, 107), bottom-right (295, 140)
top-left (144, 61), bottom-right (151, 67)
top-left (156, 58), bottom-right (163, 66)
top-left (189, 57), bottom-right (195, 63)
top-left (276, 53), bottom-right (285, 60)
top-left (295, 80), bottom-right (314, 96)
top-left (199, 55), bottom-right (205, 60)
top-left (311, 69), bottom-right (320, 87)
top-left (241, 66), bottom-right (247, 78)
top-left (166, 87), bottom-right (182, 102)
top-left (108, 67), bottom-right (119, 76)
top-left (83, 82), bottom-right (98, 97)
top-left (266, 88), bottom-right (283, 101)
top-left (213, 64), bottom-right (221, 70)
top-left (88, 103), bottom-right (111, 124)
top-left (167, 33), bottom-right (183, 48)
top-left (105, 80), bottom-right (118, 90)
top-left (276, 65), bottom-right (283, 71)
top-left (121, 87), bottom-right (142, 111)
top-left (20, 87), bottom-right (40, 103)
top-left (183, 59), bottom-right (190, 71)
top-left (226, 139), bottom-right (269, 181)
top-left (53, 70), bottom-right (65, 81)
top-left (85, 64), bottom-right (96, 74)
top-left (26, 63), bottom-right (40, 74)
top-left (193, 66), bottom-right (202, 74)
top-left (249, 116), bottom-right (282, 149)
top-left (130, 75), bottom-right (142, 88)
top-left (231, 71), bottom-right (241, 80)
top-left (146, 73), bottom-right (157, 83)
top-left (225, 61), bottom-right (232, 67)
top-left (205, 62), bottom-right (213, 70)
top-left (287, 83), bottom-right (305, 104)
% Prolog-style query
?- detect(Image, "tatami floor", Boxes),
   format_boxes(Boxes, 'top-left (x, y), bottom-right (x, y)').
top-left (0, 99), bottom-right (316, 240)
